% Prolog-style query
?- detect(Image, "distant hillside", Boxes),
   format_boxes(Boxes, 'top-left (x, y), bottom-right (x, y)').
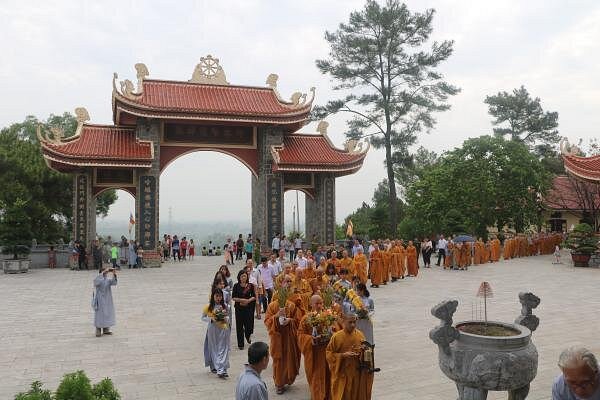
top-left (96, 219), bottom-right (251, 246)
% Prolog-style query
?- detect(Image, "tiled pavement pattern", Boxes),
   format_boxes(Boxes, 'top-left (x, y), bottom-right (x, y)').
top-left (1, 253), bottom-right (598, 400)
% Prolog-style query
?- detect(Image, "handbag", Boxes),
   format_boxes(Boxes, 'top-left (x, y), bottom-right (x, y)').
top-left (91, 290), bottom-right (99, 311)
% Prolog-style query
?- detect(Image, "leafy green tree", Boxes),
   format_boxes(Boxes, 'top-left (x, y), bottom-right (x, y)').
top-left (314, 0), bottom-right (459, 234)
top-left (394, 145), bottom-right (438, 198)
top-left (55, 371), bottom-right (93, 400)
top-left (0, 198), bottom-right (33, 259)
top-left (405, 136), bottom-right (551, 235)
top-left (484, 86), bottom-right (559, 147)
top-left (14, 381), bottom-right (52, 400)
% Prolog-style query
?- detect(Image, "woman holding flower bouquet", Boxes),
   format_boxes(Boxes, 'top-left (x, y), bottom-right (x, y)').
top-left (264, 275), bottom-right (302, 395)
top-left (202, 287), bottom-right (231, 379)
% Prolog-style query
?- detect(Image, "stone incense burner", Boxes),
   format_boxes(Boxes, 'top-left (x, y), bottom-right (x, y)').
top-left (429, 292), bottom-right (540, 400)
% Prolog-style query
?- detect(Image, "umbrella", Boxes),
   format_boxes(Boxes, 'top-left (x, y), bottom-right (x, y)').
top-left (453, 235), bottom-right (475, 243)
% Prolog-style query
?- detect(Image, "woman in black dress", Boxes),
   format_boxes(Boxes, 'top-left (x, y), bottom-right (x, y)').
top-left (232, 269), bottom-right (256, 350)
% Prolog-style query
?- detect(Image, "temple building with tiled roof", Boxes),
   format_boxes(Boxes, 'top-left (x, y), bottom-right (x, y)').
top-left (39, 55), bottom-right (368, 264)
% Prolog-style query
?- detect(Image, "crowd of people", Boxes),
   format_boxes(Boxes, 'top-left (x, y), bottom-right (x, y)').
top-left (90, 230), bottom-right (569, 399)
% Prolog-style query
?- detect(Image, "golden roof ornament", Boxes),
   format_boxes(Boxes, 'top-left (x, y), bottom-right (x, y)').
top-left (113, 63), bottom-right (149, 100)
top-left (37, 107), bottom-right (90, 144)
top-left (266, 73), bottom-right (278, 88)
top-left (316, 120), bottom-right (329, 136)
top-left (560, 137), bottom-right (581, 156)
top-left (190, 55), bottom-right (229, 85)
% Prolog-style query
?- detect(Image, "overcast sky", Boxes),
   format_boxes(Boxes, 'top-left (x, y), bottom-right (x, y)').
top-left (1, 0), bottom-right (599, 228)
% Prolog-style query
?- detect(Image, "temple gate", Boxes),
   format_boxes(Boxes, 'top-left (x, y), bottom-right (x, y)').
top-left (39, 56), bottom-right (368, 266)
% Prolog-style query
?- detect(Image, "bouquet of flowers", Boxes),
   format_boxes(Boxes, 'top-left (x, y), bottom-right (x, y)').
top-left (277, 287), bottom-right (290, 324)
top-left (214, 305), bottom-right (227, 322)
top-left (305, 309), bottom-right (336, 345)
top-left (347, 289), bottom-right (369, 320)
top-left (333, 282), bottom-right (348, 302)
top-left (321, 287), bottom-right (335, 308)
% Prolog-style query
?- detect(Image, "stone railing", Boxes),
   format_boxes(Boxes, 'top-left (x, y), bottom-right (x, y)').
top-left (0, 243), bottom-right (71, 268)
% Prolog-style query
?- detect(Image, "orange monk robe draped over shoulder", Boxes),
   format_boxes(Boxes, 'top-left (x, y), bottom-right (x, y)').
top-left (482, 242), bottom-right (490, 264)
top-left (473, 240), bottom-right (484, 265)
top-left (326, 328), bottom-right (373, 400)
top-left (298, 315), bottom-right (332, 400)
top-left (389, 245), bottom-right (403, 279)
top-left (503, 238), bottom-right (512, 260)
top-left (368, 249), bottom-right (384, 285)
top-left (406, 245), bottom-right (418, 276)
top-left (290, 279), bottom-right (311, 315)
top-left (264, 300), bottom-right (302, 388)
top-left (303, 265), bottom-right (316, 280)
top-left (464, 242), bottom-right (472, 266)
top-left (353, 254), bottom-right (368, 284)
top-left (490, 239), bottom-right (500, 262)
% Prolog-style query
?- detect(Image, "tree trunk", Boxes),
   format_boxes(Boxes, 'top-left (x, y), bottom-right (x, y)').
top-left (384, 134), bottom-right (398, 235)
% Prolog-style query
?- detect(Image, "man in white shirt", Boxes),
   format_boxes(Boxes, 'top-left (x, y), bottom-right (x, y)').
top-left (268, 254), bottom-right (282, 278)
top-left (275, 249), bottom-right (287, 275)
top-left (436, 234), bottom-right (448, 267)
top-left (257, 256), bottom-right (276, 313)
top-left (293, 235), bottom-right (303, 259)
top-left (271, 233), bottom-right (281, 255)
top-left (295, 249), bottom-right (308, 270)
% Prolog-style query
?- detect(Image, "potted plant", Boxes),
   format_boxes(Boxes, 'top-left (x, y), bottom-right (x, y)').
top-left (1, 198), bottom-right (33, 273)
top-left (565, 223), bottom-right (599, 267)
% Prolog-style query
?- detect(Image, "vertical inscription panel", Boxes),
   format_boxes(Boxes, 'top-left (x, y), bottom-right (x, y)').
top-left (324, 177), bottom-right (335, 244)
top-left (139, 176), bottom-right (157, 250)
top-left (75, 174), bottom-right (88, 244)
top-left (266, 176), bottom-right (283, 244)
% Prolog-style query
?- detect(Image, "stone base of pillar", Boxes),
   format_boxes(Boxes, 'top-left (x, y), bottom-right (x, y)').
top-left (142, 250), bottom-right (162, 268)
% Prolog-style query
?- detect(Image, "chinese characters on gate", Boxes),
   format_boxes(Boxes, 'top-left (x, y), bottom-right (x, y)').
top-left (76, 175), bottom-right (87, 244)
top-left (139, 176), bottom-right (156, 250)
top-left (267, 177), bottom-right (282, 242)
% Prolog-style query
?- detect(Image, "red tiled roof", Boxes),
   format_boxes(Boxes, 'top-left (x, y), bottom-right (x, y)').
top-left (113, 80), bottom-right (312, 128)
top-left (272, 134), bottom-right (367, 175)
top-left (41, 124), bottom-right (153, 170)
top-left (563, 154), bottom-right (600, 181)
top-left (543, 175), bottom-right (600, 210)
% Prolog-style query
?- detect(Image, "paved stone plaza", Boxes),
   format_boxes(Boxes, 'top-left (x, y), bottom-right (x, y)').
top-left (1, 253), bottom-right (597, 400)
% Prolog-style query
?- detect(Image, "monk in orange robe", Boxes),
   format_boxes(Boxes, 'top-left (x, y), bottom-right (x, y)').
top-left (276, 263), bottom-right (294, 289)
top-left (464, 242), bottom-right (472, 266)
top-left (490, 237), bottom-right (500, 262)
top-left (406, 241), bottom-right (418, 277)
top-left (389, 241), bottom-right (402, 281)
top-left (265, 277), bottom-right (303, 394)
top-left (382, 243), bottom-right (391, 285)
top-left (298, 295), bottom-right (332, 400)
top-left (326, 313), bottom-right (374, 400)
top-left (368, 243), bottom-right (384, 287)
top-left (303, 260), bottom-right (317, 280)
top-left (353, 248), bottom-right (368, 285)
top-left (482, 240), bottom-right (490, 264)
top-left (339, 250), bottom-right (355, 280)
top-left (291, 269), bottom-right (311, 315)
top-left (473, 239), bottom-right (484, 265)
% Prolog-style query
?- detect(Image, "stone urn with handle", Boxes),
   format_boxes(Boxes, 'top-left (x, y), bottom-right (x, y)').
top-left (429, 292), bottom-right (541, 400)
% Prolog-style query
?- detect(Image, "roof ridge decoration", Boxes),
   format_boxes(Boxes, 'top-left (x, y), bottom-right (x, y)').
top-left (316, 120), bottom-right (370, 155)
top-left (113, 63), bottom-right (149, 100)
top-left (190, 55), bottom-right (229, 85)
top-left (560, 137), bottom-right (582, 157)
top-left (265, 73), bottom-right (315, 109)
top-left (37, 107), bottom-right (91, 145)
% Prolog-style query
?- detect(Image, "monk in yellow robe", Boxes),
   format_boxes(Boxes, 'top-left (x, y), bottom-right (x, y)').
top-left (368, 243), bottom-right (384, 287)
top-left (353, 248), bottom-right (368, 285)
top-left (303, 260), bottom-right (317, 280)
top-left (298, 295), bottom-right (332, 400)
top-left (473, 239), bottom-right (484, 265)
top-left (482, 240), bottom-right (490, 264)
top-left (291, 269), bottom-right (311, 314)
top-left (275, 263), bottom-right (294, 289)
top-left (444, 242), bottom-right (454, 269)
top-left (465, 242), bottom-right (472, 266)
top-left (326, 314), bottom-right (374, 400)
top-left (265, 277), bottom-right (303, 394)
top-left (389, 241), bottom-right (403, 281)
top-left (406, 241), bottom-right (418, 277)
top-left (339, 250), bottom-right (355, 280)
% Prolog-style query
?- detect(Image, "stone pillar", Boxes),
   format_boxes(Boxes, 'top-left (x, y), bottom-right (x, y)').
top-left (252, 127), bottom-right (284, 250)
top-left (305, 173), bottom-right (336, 245)
top-left (72, 170), bottom-right (96, 247)
top-left (135, 118), bottom-right (161, 267)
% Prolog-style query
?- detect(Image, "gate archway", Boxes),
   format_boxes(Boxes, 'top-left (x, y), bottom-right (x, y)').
top-left (39, 56), bottom-right (368, 265)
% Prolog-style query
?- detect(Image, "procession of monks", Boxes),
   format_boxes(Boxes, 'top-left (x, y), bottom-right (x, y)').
top-left (263, 253), bottom-right (374, 399)
top-left (258, 231), bottom-right (564, 399)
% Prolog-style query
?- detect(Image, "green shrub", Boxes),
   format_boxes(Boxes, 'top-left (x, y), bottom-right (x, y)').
top-left (566, 223), bottom-right (599, 255)
top-left (14, 381), bottom-right (51, 400)
top-left (55, 370), bottom-right (93, 400)
top-left (92, 378), bottom-right (121, 400)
